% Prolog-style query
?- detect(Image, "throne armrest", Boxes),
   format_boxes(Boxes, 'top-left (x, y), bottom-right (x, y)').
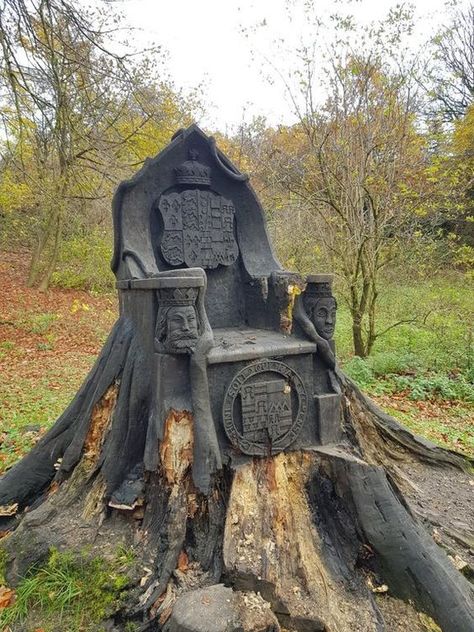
top-left (268, 270), bottom-right (306, 334)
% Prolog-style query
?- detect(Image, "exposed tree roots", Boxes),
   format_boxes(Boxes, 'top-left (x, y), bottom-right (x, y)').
top-left (0, 320), bottom-right (473, 631)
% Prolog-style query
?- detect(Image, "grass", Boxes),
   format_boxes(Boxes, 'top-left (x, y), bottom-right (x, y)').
top-left (0, 548), bottom-right (7, 585)
top-left (0, 250), bottom-right (117, 473)
top-left (335, 273), bottom-right (473, 374)
top-left (21, 311), bottom-right (59, 335)
top-left (334, 272), bottom-right (473, 454)
top-left (0, 548), bottom-right (132, 631)
top-left (381, 401), bottom-right (472, 451)
top-left (0, 359), bottom-right (98, 473)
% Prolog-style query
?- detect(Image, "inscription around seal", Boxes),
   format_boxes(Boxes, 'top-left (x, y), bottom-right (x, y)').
top-left (158, 190), bottom-right (239, 269)
top-left (223, 359), bottom-right (308, 456)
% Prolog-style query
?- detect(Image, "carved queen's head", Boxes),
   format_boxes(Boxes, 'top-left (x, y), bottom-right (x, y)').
top-left (303, 275), bottom-right (337, 341)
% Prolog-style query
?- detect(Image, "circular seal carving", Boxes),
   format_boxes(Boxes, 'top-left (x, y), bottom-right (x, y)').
top-left (222, 359), bottom-right (308, 456)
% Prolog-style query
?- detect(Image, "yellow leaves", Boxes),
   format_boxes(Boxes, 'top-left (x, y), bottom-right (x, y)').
top-left (70, 299), bottom-right (90, 314)
top-left (0, 170), bottom-right (33, 214)
top-left (453, 104), bottom-right (474, 156)
top-left (453, 244), bottom-right (474, 270)
top-left (211, 132), bottom-right (253, 174)
top-left (114, 112), bottom-right (179, 165)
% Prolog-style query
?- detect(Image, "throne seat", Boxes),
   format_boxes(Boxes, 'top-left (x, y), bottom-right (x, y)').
top-left (207, 327), bottom-right (317, 365)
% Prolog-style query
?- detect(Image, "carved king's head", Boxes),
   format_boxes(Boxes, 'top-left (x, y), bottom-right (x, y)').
top-left (303, 275), bottom-right (337, 341)
top-left (155, 287), bottom-right (200, 354)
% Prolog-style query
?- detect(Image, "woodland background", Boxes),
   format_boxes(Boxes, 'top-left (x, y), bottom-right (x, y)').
top-left (0, 0), bottom-right (473, 469)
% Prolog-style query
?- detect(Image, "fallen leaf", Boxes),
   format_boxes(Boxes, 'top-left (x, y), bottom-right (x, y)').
top-left (177, 550), bottom-right (188, 572)
top-left (0, 586), bottom-right (15, 609)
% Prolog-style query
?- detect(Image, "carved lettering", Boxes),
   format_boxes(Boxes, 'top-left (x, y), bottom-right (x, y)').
top-left (222, 360), bottom-right (307, 456)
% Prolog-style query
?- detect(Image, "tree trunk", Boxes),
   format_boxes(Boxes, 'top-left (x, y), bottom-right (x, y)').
top-left (38, 211), bottom-right (62, 292)
top-left (0, 318), bottom-right (473, 632)
top-left (352, 313), bottom-right (367, 357)
top-left (27, 224), bottom-right (50, 288)
top-left (27, 206), bottom-right (58, 289)
top-left (367, 282), bottom-right (378, 356)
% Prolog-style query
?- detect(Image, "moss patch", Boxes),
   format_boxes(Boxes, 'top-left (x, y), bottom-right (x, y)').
top-left (0, 547), bottom-right (132, 631)
top-left (0, 547), bottom-right (7, 585)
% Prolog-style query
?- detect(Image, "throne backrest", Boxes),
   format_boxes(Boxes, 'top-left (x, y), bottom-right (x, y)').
top-left (112, 124), bottom-right (283, 329)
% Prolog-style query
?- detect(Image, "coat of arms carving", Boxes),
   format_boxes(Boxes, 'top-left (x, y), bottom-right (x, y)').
top-left (223, 360), bottom-right (308, 456)
top-left (158, 190), bottom-right (239, 269)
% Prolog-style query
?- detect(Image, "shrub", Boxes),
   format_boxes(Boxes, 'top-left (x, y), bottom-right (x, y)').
top-left (51, 229), bottom-right (115, 293)
top-left (343, 356), bottom-right (375, 389)
top-left (393, 373), bottom-right (474, 402)
top-left (369, 351), bottom-right (421, 376)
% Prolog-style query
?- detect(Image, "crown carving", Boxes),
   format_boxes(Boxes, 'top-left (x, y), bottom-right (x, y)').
top-left (175, 149), bottom-right (211, 186)
top-left (304, 274), bottom-right (334, 299)
top-left (158, 286), bottom-right (199, 306)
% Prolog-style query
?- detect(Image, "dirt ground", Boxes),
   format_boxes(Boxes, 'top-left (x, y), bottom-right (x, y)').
top-left (0, 250), bottom-right (117, 364)
top-left (402, 457), bottom-right (474, 568)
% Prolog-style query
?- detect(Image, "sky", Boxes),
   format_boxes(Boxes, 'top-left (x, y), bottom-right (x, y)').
top-left (118, 0), bottom-right (468, 132)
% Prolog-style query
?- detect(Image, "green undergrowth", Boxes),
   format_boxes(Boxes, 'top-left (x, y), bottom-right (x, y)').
top-left (51, 230), bottom-right (115, 293)
top-left (335, 273), bottom-right (473, 397)
top-left (334, 272), bottom-right (473, 453)
top-left (0, 547), bottom-right (134, 631)
top-left (335, 273), bottom-right (473, 376)
top-left (342, 354), bottom-right (473, 402)
top-left (0, 547), bottom-right (7, 585)
top-left (382, 402), bottom-right (473, 453)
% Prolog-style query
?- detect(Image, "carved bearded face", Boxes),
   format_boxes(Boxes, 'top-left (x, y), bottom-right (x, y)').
top-left (164, 305), bottom-right (199, 353)
top-left (311, 297), bottom-right (337, 340)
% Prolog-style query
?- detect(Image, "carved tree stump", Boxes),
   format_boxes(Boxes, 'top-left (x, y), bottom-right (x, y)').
top-left (1, 333), bottom-right (472, 631)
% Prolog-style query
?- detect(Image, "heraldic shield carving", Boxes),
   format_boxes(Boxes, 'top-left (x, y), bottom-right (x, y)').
top-left (158, 190), bottom-right (239, 269)
top-left (223, 360), bottom-right (308, 456)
